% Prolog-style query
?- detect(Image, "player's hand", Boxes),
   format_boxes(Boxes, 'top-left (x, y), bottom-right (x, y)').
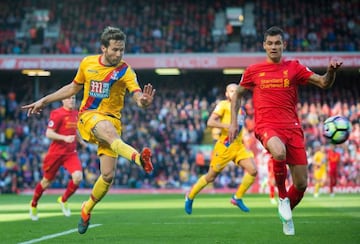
top-left (63, 135), bottom-right (75, 143)
top-left (228, 123), bottom-right (238, 143)
top-left (21, 99), bottom-right (46, 117)
top-left (328, 59), bottom-right (343, 72)
top-left (140, 83), bottom-right (156, 107)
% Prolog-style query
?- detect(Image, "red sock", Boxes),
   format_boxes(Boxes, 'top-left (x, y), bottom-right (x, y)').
top-left (329, 174), bottom-right (336, 193)
top-left (269, 185), bottom-right (275, 198)
top-left (273, 159), bottom-right (287, 199)
top-left (288, 185), bottom-right (305, 209)
top-left (62, 180), bottom-right (79, 202)
top-left (31, 183), bottom-right (45, 207)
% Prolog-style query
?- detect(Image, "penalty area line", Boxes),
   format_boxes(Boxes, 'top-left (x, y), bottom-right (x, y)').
top-left (18, 224), bottom-right (102, 244)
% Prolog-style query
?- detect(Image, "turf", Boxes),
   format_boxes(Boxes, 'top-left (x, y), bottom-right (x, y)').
top-left (0, 193), bottom-right (359, 244)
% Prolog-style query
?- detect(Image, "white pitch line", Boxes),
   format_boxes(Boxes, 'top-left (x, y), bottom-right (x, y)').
top-left (18, 224), bottom-right (102, 244)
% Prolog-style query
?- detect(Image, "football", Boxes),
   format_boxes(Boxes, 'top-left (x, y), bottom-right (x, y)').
top-left (323, 115), bottom-right (352, 144)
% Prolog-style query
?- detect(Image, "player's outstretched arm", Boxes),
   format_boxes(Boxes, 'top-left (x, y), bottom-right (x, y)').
top-left (22, 82), bottom-right (83, 116)
top-left (308, 59), bottom-right (343, 89)
top-left (134, 83), bottom-right (156, 108)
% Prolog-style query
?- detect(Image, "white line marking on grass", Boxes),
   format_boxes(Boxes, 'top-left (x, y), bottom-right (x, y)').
top-left (18, 224), bottom-right (102, 244)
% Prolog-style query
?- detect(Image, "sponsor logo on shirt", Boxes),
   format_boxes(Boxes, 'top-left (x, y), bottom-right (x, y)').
top-left (260, 69), bottom-right (290, 88)
top-left (89, 80), bottom-right (110, 98)
top-left (87, 69), bottom-right (98, 73)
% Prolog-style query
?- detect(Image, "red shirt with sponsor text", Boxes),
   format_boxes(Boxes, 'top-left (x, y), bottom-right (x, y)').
top-left (240, 59), bottom-right (313, 130)
top-left (327, 149), bottom-right (341, 172)
top-left (47, 107), bottom-right (78, 154)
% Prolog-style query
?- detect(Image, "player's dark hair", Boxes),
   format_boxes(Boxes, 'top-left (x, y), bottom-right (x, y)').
top-left (264, 26), bottom-right (284, 41)
top-left (101, 26), bottom-right (126, 47)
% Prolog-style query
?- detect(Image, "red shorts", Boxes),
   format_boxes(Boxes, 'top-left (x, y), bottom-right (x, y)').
top-left (255, 127), bottom-right (307, 165)
top-left (42, 152), bottom-right (82, 181)
top-left (329, 170), bottom-right (337, 179)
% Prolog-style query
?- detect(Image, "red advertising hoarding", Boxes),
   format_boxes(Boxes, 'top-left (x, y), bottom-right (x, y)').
top-left (0, 53), bottom-right (359, 70)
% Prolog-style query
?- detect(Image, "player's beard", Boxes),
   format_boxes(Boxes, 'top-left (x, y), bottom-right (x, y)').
top-left (104, 52), bottom-right (121, 66)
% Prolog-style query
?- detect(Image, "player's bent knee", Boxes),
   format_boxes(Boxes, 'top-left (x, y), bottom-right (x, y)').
top-left (72, 171), bottom-right (83, 185)
top-left (40, 178), bottom-right (52, 189)
top-left (101, 173), bottom-right (114, 183)
top-left (267, 137), bottom-right (286, 160)
top-left (272, 152), bottom-right (286, 161)
top-left (205, 174), bottom-right (216, 183)
top-left (249, 168), bottom-right (258, 176)
top-left (296, 181), bottom-right (307, 191)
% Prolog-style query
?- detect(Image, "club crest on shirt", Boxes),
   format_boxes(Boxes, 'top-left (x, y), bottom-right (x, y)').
top-left (111, 70), bottom-right (120, 80)
top-left (284, 78), bottom-right (290, 87)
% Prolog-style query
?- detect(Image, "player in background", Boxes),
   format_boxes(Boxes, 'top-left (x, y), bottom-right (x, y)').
top-left (228, 26), bottom-right (342, 235)
top-left (185, 83), bottom-right (257, 214)
top-left (312, 142), bottom-right (327, 197)
top-left (327, 144), bottom-right (341, 197)
top-left (258, 149), bottom-right (276, 204)
top-left (29, 95), bottom-right (86, 221)
top-left (22, 26), bottom-right (155, 234)
top-left (257, 147), bottom-right (277, 204)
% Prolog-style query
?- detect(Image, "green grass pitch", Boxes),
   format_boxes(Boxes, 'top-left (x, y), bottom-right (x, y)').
top-left (0, 193), bottom-right (359, 244)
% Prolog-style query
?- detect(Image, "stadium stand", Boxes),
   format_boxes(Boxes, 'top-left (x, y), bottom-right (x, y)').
top-left (0, 0), bottom-right (359, 54)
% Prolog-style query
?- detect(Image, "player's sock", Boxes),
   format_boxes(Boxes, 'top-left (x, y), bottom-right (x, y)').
top-left (234, 173), bottom-right (256, 199)
top-left (62, 179), bottom-right (79, 202)
top-left (329, 180), bottom-right (335, 194)
top-left (188, 175), bottom-right (208, 200)
top-left (269, 184), bottom-right (275, 199)
top-left (273, 159), bottom-right (288, 199)
top-left (314, 182), bottom-right (320, 196)
top-left (31, 183), bottom-right (45, 207)
top-left (288, 185), bottom-right (305, 210)
top-left (83, 175), bottom-right (112, 214)
top-left (110, 139), bottom-right (141, 166)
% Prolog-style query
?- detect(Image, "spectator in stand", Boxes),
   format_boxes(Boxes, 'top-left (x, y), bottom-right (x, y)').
top-left (1, 0), bottom-right (359, 54)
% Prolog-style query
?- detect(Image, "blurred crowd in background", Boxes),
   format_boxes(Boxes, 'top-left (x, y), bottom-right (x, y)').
top-left (0, 0), bottom-right (359, 194)
top-left (0, 0), bottom-right (359, 54)
top-left (0, 77), bottom-right (359, 194)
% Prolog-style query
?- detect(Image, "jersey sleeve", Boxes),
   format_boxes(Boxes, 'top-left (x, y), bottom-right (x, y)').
top-left (294, 60), bottom-right (314, 85)
top-left (47, 110), bottom-right (61, 131)
top-left (213, 100), bottom-right (225, 117)
top-left (240, 66), bottom-right (255, 89)
top-left (73, 57), bottom-right (87, 85)
top-left (123, 65), bottom-right (141, 93)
